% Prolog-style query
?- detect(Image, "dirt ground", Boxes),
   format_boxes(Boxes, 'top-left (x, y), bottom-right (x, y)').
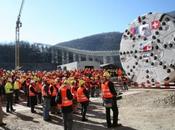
top-left (1, 89), bottom-right (175, 130)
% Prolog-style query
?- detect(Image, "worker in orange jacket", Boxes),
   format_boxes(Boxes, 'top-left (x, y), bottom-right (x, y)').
top-left (101, 73), bottom-right (122, 128)
top-left (56, 80), bottom-right (73, 130)
top-left (36, 79), bottom-right (42, 104)
top-left (42, 80), bottom-right (51, 121)
top-left (50, 82), bottom-right (58, 114)
top-left (77, 80), bottom-right (89, 121)
top-left (29, 80), bottom-right (38, 113)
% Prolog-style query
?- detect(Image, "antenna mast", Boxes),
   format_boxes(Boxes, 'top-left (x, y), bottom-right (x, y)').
top-left (15, 0), bottom-right (25, 69)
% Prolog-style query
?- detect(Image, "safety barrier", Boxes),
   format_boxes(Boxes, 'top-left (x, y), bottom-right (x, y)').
top-left (129, 81), bottom-right (175, 89)
top-left (113, 81), bottom-right (130, 91)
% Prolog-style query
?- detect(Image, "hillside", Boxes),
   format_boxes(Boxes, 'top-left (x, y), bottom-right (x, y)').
top-left (55, 32), bottom-right (122, 51)
top-left (167, 10), bottom-right (175, 17)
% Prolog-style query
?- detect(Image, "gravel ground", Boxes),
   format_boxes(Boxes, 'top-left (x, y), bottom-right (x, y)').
top-left (1, 89), bottom-right (175, 130)
top-left (119, 89), bottom-right (175, 130)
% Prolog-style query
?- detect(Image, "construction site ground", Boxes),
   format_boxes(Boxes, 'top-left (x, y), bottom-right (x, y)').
top-left (1, 88), bottom-right (175, 130)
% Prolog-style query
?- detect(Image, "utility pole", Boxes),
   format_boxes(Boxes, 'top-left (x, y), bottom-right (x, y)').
top-left (15, 0), bottom-right (25, 69)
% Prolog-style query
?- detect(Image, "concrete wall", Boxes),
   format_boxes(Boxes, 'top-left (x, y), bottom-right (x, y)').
top-left (77, 61), bottom-right (100, 69)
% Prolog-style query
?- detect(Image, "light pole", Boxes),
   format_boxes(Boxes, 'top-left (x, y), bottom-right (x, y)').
top-left (15, 0), bottom-right (24, 69)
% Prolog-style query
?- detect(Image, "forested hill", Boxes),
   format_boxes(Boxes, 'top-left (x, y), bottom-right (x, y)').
top-left (56, 32), bottom-right (122, 51)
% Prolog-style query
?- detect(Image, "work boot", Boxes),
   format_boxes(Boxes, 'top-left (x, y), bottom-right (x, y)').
top-left (112, 123), bottom-right (122, 128)
top-left (82, 118), bottom-right (88, 122)
top-left (11, 109), bottom-right (16, 112)
top-left (107, 124), bottom-right (112, 128)
top-left (31, 110), bottom-right (36, 113)
top-left (0, 122), bottom-right (6, 126)
top-left (44, 118), bottom-right (51, 122)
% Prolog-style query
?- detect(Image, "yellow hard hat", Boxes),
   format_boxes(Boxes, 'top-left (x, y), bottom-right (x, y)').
top-left (70, 80), bottom-right (76, 85)
top-left (103, 71), bottom-right (110, 78)
top-left (63, 80), bottom-right (68, 85)
top-left (79, 80), bottom-right (85, 87)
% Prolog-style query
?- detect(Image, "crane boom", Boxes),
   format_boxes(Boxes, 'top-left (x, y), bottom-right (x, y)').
top-left (18, 0), bottom-right (25, 18)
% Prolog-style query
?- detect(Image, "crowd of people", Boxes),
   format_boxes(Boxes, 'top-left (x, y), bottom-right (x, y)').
top-left (0, 68), bottom-right (128, 129)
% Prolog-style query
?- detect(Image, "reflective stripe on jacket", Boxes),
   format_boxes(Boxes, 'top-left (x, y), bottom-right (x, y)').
top-left (60, 86), bottom-right (73, 107)
top-left (101, 81), bottom-right (113, 99)
top-left (77, 87), bottom-right (89, 103)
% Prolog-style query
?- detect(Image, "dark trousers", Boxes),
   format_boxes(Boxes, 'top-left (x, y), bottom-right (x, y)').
top-left (37, 92), bottom-right (42, 104)
top-left (0, 98), bottom-right (3, 123)
top-left (81, 102), bottom-right (88, 120)
top-left (105, 101), bottom-right (118, 127)
top-left (62, 112), bottom-right (73, 130)
top-left (14, 89), bottom-right (19, 102)
top-left (26, 88), bottom-right (30, 107)
top-left (90, 87), bottom-right (95, 97)
top-left (43, 97), bottom-right (51, 120)
top-left (6, 93), bottom-right (14, 112)
top-left (29, 96), bottom-right (37, 112)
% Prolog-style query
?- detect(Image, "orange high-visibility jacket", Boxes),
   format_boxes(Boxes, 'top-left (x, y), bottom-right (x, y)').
top-left (42, 85), bottom-right (51, 97)
top-left (29, 84), bottom-right (37, 97)
top-left (60, 86), bottom-right (73, 107)
top-left (51, 85), bottom-right (58, 97)
top-left (101, 81), bottom-right (113, 99)
top-left (36, 82), bottom-right (42, 92)
top-left (77, 87), bottom-right (89, 103)
top-left (71, 85), bottom-right (77, 99)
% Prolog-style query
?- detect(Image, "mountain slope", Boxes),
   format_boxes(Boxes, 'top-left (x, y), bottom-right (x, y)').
top-left (55, 32), bottom-right (122, 51)
top-left (167, 10), bottom-right (175, 18)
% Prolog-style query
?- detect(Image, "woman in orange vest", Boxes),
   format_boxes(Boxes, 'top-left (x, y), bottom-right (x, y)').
top-left (101, 74), bottom-right (122, 128)
top-left (29, 80), bottom-right (38, 113)
top-left (56, 80), bottom-right (73, 130)
top-left (77, 80), bottom-right (89, 121)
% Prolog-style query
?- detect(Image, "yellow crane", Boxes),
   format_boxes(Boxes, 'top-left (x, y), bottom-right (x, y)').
top-left (15, 0), bottom-right (25, 69)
